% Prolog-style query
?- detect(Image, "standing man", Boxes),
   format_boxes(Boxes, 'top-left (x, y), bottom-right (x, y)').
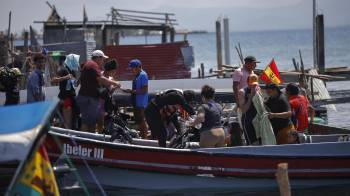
top-left (265, 83), bottom-right (294, 144)
top-left (27, 53), bottom-right (46, 103)
top-left (123, 59), bottom-right (149, 139)
top-left (77, 50), bottom-right (121, 132)
top-left (232, 56), bottom-right (259, 104)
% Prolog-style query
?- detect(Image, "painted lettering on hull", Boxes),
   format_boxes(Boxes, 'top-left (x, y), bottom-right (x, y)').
top-left (63, 143), bottom-right (104, 159)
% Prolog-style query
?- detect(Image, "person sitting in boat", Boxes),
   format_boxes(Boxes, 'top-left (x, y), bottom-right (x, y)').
top-left (97, 59), bottom-right (119, 133)
top-left (237, 74), bottom-right (261, 145)
top-left (122, 59), bottom-right (149, 139)
top-left (145, 89), bottom-right (196, 147)
top-left (51, 54), bottom-right (80, 129)
top-left (190, 85), bottom-right (226, 148)
top-left (287, 129), bottom-right (300, 144)
top-left (77, 50), bottom-right (121, 133)
top-left (285, 83), bottom-right (314, 133)
top-left (265, 83), bottom-right (294, 144)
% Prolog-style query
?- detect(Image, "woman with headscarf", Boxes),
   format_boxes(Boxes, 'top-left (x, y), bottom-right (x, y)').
top-left (51, 54), bottom-right (80, 129)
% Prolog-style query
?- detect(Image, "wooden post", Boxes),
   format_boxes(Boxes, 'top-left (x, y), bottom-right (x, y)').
top-left (200, 63), bottom-right (205, 78)
top-left (24, 31), bottom-right (29, 54)
top-left (7, 11), bottom-right (12, 38)
top-left (161, 28), bottom-right (167, 43)
top-left (102, 27), bottom-right (107, 48)
top-left (216, 19), bottom-right (223, 71)
top-left (276, 163), bottom-right (291, 196)
top-left (313, 0), bottom-right (317, 68)
top-left (310, 77), bottom-right (315, 103)
top-left (316, 15), bottom-right (325, 74)
top-left (170, 28), bottom-right (175, 42)
top-left (114, 32), bottom-right (120, 45)
top-left (223, 17), bottom-right (231, 65)
top-left (183, 33), bottom-right (188, 41)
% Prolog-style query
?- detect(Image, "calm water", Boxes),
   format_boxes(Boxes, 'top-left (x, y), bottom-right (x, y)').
top-left (120, 26), bottom-right (350, 73)
top-left (120, 27), bottom-right (350, 129)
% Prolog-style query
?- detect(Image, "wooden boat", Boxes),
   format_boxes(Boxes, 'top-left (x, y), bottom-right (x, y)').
top-left (46, 127), bottom-right (350, 191)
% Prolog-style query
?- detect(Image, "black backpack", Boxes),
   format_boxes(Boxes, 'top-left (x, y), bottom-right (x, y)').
top-left (0, 66), bottom-right (17, 92)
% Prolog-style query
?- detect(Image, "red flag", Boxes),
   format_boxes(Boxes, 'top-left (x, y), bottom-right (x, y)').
top-left (260, 59), bottom-right (282, 85)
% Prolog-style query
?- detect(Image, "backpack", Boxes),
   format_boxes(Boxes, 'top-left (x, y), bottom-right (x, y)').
top-left (0, 66), bottom-right (17, 92)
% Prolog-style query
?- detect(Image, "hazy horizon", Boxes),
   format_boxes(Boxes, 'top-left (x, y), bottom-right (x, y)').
top-left (1, 0), bottom-right (350, 34)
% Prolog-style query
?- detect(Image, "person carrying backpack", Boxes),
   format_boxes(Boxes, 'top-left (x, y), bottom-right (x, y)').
top-left (0, 66), bottom-right (22, 105)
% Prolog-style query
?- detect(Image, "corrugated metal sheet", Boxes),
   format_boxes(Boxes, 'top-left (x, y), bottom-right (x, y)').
top-left (104, 41), bottom-right (192, 80)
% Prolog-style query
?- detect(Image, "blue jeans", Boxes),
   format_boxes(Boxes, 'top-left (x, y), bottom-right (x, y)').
top-left (77, 95), bottom-right (99, 126)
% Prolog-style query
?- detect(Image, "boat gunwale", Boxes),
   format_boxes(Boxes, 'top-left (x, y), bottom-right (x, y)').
top-left (48, 128), bottom-right (350, 160)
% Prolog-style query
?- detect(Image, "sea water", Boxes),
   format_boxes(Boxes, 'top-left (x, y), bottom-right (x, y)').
top-left (120, 26), bottom-right (350, 128)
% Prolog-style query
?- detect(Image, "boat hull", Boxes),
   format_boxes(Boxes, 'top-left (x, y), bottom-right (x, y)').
top-left (46, 129), bottom-right (350, 189)
top-left (64, 165), bottom-right (350, 192)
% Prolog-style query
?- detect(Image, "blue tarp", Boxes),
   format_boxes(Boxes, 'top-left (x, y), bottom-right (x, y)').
top-left (0, 100), bottom-right (58, 134)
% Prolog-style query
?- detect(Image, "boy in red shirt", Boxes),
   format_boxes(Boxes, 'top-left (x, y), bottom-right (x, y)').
top-left (285, 83), bottom-right (314, 133)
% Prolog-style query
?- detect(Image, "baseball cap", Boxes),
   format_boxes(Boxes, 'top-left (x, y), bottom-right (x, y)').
top-left (265, 83), bottom-right (281, 92)
top-left (248, 74), bottom-right (259, 86)
top-left (244, 56), bottom-right (260, 63)
top-left (128, 59), bottom-right (142, 68)
top-left (92, 50), bottom-right (109, 58)
top-left (286, 83), bottom-right (300, 95)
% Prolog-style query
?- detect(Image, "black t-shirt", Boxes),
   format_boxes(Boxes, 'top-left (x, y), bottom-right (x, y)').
top-left (265, 93), bottom-right (292, 134)
top-left (57, 66), bottom-right (76, 99)
top-left (154, 91), bottom-right (195, 116)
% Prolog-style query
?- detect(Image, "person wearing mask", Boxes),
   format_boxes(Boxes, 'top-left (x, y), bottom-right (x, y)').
top-left (265, 83), bottom-right (294, 144)
top-left (145, 90), bottom-right (195, 147)
top-left (190, 85), bottom-right (225, 148)
top-left (77, 50), bottom-right (121, 132)
top-left (27, 53), bottom-right (46, 103)
top-left (285, 83), bottom-right (314, 133)
top-left (51, 54), bottom-right (80, 129)
top-left (123, 59), bottom-right (149, 139)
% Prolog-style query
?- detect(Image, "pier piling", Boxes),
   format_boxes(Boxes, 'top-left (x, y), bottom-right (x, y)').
top-left (216, 19), bottom-right (223, 71)
top-left (316, 14), bottom-right (325, 74)
top-left (223, 17), bottom-right (231, 65)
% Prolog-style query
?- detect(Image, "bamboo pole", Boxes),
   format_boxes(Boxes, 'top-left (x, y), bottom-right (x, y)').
top-left (276, 163), bottom-right (291, 196)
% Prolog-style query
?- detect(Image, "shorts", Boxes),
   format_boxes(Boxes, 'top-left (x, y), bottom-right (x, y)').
top-left (76, 95), bottom-right (99, 126)
top-left (62, 97), bottom-right (73, 109)
top-left (134, 107), bottom-right (146, 124)
top-left (200, 128), bottom-right (226, 148)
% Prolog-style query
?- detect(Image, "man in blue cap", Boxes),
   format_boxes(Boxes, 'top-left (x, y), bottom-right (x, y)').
top-left (123, 59), bottom-right (149, 139)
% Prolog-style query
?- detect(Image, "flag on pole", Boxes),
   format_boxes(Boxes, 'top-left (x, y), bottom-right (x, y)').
top-left (10, 145), bottom-right (60, 196)
top-left (260, 59), bottom-right (282, 85)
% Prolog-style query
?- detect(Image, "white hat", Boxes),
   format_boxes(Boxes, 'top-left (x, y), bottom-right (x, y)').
top-left (92, 50), bottom-right (109, 58)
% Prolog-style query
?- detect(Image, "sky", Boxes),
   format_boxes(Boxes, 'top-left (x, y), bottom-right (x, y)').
top-left (0, 0), bottom-right (350, 34)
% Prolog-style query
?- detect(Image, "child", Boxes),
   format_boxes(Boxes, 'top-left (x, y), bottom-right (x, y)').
top-left (287, 129), bottom-right (300, 144)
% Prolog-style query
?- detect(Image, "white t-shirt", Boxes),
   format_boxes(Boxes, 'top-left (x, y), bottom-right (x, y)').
top-left (232, 67), bottom-right (253, 90)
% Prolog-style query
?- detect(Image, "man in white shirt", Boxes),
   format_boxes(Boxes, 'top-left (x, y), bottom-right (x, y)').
top-left (232, 56), bottom-right (260, 104)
